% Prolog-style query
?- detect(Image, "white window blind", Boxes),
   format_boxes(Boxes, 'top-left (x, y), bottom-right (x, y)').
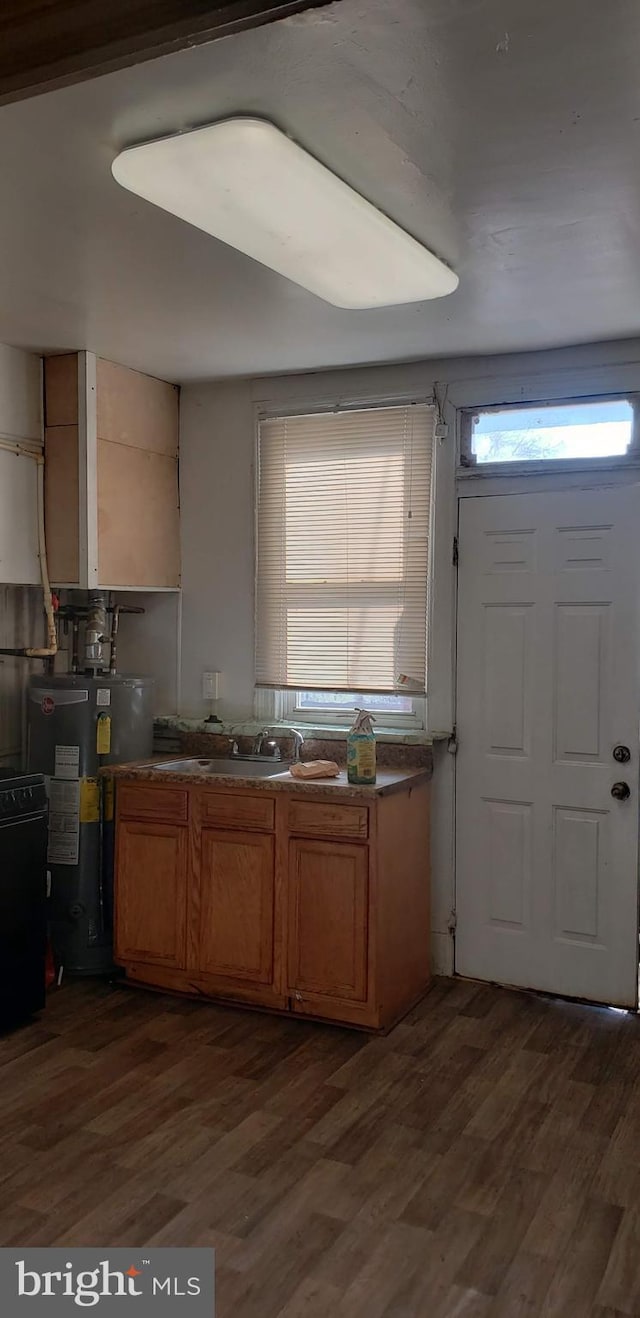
top-left (255, 403), bottom-right (435, 694)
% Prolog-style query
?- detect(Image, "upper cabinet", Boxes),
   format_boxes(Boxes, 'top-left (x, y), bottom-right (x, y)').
top-left (0, 343), bottom-right (42, 586)
top-left (44, 353), bottom-right (180, 590)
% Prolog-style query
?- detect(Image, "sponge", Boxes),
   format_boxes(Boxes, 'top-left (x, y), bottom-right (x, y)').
top-left (289, 760), bottom-right (340, 780)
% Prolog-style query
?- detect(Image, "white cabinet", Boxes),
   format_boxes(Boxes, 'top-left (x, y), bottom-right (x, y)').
top-left (0, 343), bottom-right (42, 586)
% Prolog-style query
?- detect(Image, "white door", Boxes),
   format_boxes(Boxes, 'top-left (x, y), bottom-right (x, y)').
top-left (455, 485), bottom-right (640, 1007)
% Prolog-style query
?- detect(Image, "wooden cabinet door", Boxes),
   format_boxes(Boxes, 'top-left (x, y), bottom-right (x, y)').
top-left (115, 820), bottom-right (187, 968)
top-left (287, 838), bottom-right (369, 1005)
top-left (199, 829), bottom-right (275, 985)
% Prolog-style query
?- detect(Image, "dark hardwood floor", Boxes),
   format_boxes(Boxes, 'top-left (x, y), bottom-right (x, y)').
top-left (1, 976), bottom-right (640, 1316)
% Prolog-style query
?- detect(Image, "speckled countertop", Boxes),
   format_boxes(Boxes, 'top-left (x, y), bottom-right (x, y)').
top-left (101, 757), bottom-right (432, 799)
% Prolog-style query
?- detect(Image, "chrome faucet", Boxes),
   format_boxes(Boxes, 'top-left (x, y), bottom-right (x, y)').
top-left (255, 726), bottom-right (304, 761)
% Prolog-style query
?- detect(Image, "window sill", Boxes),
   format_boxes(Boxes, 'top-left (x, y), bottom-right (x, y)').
top-left (155, 715), bottom-right (447, 746)
top-left (457, 456), bottom-right (640, 480)
top-left (273, 721), bottom-right (437, 745)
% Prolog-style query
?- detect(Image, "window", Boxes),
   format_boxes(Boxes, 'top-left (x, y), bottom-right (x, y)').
top-left (463, 398), bottom-right (635, 466)
top-left (294, 689), bottom-right (420, 726)
top-left (297, 690), bottom-right (414, 716)
top-left (255, 403), bottom-right (435, 699)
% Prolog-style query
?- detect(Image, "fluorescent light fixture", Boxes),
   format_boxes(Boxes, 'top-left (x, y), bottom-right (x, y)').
top-left (112, 118), bottom-right (458, 309)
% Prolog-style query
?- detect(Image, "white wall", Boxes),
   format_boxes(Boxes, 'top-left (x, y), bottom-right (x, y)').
top-left (0, 342), bottom-right (42, 586)
top-left (0, 342), bottom-right (41, 442)
top-left (180, 384), bottom-right (257, 722)
top-left (180, 335), bottom-right (640, 718)
top-left (179, 334), bottom-right (640, 974)
top-left (114, 591), bottom-right (181, 715)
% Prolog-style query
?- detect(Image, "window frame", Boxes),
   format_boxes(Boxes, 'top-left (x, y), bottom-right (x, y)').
top-left (458, 392), bottom-right (640, 476)
top-left (290, 689), bottom-right (425, 729)
top-left (253, 395), bottom-right (435, 718)
top-left (254, 683), bottom-right (427, 730)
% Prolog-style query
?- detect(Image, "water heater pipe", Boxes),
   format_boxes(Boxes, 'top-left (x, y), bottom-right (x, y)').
top-left (0, 439), bottom-right (57, 658)
top-left (84, 591), bottom-right (108, 671)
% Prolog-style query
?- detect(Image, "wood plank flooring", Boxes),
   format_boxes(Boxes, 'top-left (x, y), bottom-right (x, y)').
top-left (1, 976), bottom-right (640, 1316)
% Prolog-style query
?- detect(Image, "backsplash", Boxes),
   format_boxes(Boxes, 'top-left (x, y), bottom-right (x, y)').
top-left (298, 737), bottom-right (432, 770)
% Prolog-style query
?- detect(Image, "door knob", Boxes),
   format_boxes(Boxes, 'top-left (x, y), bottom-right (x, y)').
top-left (611, 781), bottom-right (631, 801)
top-left (613, 745), bottom-right (631, 764)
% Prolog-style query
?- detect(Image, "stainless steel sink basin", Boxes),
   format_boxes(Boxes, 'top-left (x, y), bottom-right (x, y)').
top-left (153, 757), bottom-right (292, 778)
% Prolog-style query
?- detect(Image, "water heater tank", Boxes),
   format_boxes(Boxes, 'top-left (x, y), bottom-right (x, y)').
top-left (27, 674), bottom-right (154, 975)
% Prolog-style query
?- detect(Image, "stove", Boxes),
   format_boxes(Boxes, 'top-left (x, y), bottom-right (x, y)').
top-left (0, 771), bottom-right (48, 1029)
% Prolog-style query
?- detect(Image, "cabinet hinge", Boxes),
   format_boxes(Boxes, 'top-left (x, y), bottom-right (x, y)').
top-left (452, 535), bottom-right (459, 567)
top-left (448, 908), bottom-right (457, 936)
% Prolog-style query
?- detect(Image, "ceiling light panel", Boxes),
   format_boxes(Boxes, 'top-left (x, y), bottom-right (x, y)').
top-left (112, 118), bottom-right (458, 309)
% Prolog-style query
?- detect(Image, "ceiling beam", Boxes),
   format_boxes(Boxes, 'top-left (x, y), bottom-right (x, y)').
top-left (0, 1), bottom-right (338, 106)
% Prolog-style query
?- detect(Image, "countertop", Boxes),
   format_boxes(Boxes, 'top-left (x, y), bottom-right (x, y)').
top-left (101, 757), bottom-right (432, 799)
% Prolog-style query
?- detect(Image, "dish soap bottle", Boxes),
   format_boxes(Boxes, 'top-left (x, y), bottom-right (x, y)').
top-left (347, 708), bottom-right (377, 785)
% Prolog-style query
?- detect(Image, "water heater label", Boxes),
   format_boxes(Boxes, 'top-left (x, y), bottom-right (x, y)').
top-left (54, 744), bottom-right (80, 779)
top-left (80, 777), bottom-right (100, 824)
top-left (48, 779), bottom-right (80, 866)
top-left (96, 715), bottom-right (112, 755)
top-left (30, 688), bottom-right (89, 706)
top-left (96, 688), bottom-right (111, 706)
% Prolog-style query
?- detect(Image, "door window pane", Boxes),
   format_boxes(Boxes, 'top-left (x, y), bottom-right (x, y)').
top-left (471, 400), bottom-right (633, 464)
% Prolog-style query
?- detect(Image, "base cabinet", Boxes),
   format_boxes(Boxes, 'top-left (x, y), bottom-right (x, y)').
top-left (114, 777), bottom-right (430, 1031)
top-left (199, 829), bottom-right (275, 987)
top-left (115, 819), bottom-right (187, 968)
top-left (287, 838), bottom-right (368, 1013)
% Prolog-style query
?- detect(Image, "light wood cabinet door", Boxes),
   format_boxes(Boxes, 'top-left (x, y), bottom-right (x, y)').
top-left (115, 820), bottom-right (187, 968)
top-left (44, 352), bottom-right (180, 589)
top-left (287, 838), bottom-right (369, 1005)
top-left (199, 829), bottom-right (275, 985)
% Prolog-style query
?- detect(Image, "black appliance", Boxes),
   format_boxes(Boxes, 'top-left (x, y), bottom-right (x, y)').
top-left (0, 770), bottom-right (48, 1029)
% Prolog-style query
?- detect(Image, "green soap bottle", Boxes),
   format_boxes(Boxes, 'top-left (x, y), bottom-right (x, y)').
top-left (347, 708), bottom-right (377, 785)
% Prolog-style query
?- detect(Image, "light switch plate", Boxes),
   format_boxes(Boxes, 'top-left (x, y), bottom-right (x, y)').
top-left (202, 670), bottom-right (220, 700)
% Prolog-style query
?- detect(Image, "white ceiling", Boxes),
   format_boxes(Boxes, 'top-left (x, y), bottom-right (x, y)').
top-left (1, 0), bottom-right (640, 382)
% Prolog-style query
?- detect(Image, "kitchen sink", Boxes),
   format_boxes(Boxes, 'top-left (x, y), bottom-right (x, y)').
top-left (152, 757), bottom-right (293, 778)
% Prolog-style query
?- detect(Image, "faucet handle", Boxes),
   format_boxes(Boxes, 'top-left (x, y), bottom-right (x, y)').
top-left (278, 727), bottom-right (304, 761)
top-left (262, 737), bottom-right (281, 760)
top-left (258, 726), bottom-right (304, 761)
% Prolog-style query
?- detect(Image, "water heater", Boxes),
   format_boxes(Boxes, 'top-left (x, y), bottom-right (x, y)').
top-left (27, 673), bottom-right (154, 975)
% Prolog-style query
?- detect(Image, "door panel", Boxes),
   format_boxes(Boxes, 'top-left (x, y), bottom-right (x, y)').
top-left (456, 486), bottom-right (640, 1006)
top-left (115, 820), bottom-right (187, 967)
top-left (287, 838), bottom-right (368, 1003)
top-left (486, 799), bottom-right (531, 929)
top-left (199, 829), bottom-right (275, 985)
top-left (553, 806), bottom-right (604, 942)
top-left (484, 604), bottom-right (532, 755)
top-left (554, 605), bottom-right (608, 759)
